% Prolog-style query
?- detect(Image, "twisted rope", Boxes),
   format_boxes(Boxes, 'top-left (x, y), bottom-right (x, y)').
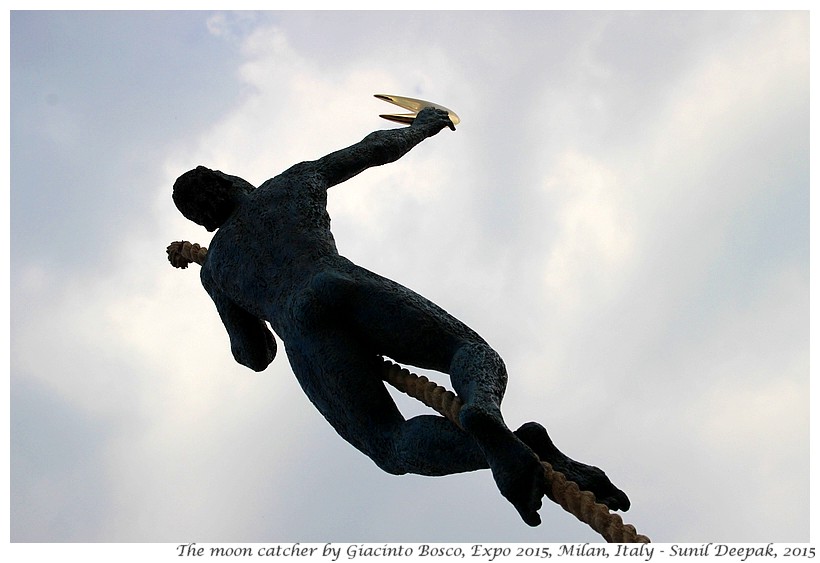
top-left (380, 359), bottom-right (649, 543)
top-left (167, 240), bottom-right (208, 268)
top-left (381, 360), bottom-right (464, 429)
top-left (167, 240), bottom-right (650, 543)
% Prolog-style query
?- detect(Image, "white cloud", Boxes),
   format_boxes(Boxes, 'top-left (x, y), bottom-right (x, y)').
top-left (540, 149), bottom-right (636, 314)
top-left (11, 11), bottom-right (809, 544)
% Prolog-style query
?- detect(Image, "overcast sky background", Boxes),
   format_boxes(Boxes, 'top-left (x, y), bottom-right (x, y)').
top-left (10, 10), bottom-right (810, 545)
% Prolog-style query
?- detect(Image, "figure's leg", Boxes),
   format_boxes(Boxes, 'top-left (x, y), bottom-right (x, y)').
top-left (311, 264), bottom-right (548, 526)
top-left (282, 324), bottom-right (488, 478)
top-left (446, 342), bottom-right (548, 526)
top-left (445, 343), bottom-right (630, 514)
top-left (392, 414), bottom-right (488, 476)
top-left (308, 264), bottom-right (631, 520)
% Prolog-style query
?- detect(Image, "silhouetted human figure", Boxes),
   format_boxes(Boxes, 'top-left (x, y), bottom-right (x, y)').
top-left (172, 107), bottom-right (629, 526)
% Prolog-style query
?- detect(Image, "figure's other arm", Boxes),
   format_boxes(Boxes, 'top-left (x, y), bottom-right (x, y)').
top-left (316, 107), bottom-right (455, 188)
top-left (201, 268), bottom-right (277, 372)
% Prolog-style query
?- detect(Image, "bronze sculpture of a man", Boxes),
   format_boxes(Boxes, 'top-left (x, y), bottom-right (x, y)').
top-left (172, 107), bottom-right (629, 526)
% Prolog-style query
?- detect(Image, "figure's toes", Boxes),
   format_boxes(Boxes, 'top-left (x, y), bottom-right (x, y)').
top-left (493, 447), bottom-right (548, 527)
top-left (599, 487), bottom-right (631, 512)
top-left (519, 507), bottom-right (542, 527)
top-left (563, 461), bottom-right (631, 512)
top-left (589, 469), bottom-right (631, 511)
top-left (511, 479), bottom-right (545, 527)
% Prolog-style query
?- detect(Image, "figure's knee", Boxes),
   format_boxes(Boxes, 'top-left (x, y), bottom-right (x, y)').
top-left (371, 454), bottom-right (408, 476)
top-left (360, 434), bottom-right (409, 476)
top-left (448, 341), bottom-right (509, 424)
top-left (365, 417), bottom-right (484, 477)
top-left (450, 341), bottom-right (508, 386)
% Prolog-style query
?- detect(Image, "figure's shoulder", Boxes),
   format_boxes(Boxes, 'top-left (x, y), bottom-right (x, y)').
top-left (258, 160), bottom-right (321, 194)
top-left (274, 160), bottom-right (316, 181)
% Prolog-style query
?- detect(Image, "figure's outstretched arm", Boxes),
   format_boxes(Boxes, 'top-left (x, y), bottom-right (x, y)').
top-left (201, 269), bottom-right (276, 372)
top-left (316, 107), bottom-right (455, 188)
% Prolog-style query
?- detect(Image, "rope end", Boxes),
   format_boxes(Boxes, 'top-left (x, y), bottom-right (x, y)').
top-left (167, 240), bottom-right (207, 268)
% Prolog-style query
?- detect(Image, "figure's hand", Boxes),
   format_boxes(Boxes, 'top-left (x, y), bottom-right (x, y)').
top-left (412, 106), bottom-right (456, 134)
top-left (231, 323), bottom-right (277, 372)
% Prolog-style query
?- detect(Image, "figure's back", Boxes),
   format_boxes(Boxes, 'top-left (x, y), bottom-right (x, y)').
top-left (202, 163), bottom-right (339, 320)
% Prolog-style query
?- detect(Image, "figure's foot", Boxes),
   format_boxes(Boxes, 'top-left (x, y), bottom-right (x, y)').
top-left (460, 408), bottom-right (548, 526)
top-left (515, 422), bottom-right (631, 512)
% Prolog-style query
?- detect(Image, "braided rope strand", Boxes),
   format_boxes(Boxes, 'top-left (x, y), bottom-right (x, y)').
top-left (542, 460), bottom-right (650, 543)
top-left (167, 240), bottom-right (208, 268)
top-left (379, 358), bottom-right (650, 543)
top-left (381, 360), bottom-right (464, 429)
top-left (167, 240), bottom-right (650, 543)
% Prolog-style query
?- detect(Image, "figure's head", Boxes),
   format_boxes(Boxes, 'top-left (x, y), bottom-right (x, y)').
top-left (172, 166), bottom-right (252, 231)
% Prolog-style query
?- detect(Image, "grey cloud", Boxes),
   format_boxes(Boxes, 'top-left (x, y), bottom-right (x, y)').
top-left (11, 10), bottom-right (809, 544)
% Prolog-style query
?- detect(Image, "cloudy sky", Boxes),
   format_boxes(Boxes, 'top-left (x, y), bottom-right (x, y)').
top-left (10, 10), bottom-right (810, 547)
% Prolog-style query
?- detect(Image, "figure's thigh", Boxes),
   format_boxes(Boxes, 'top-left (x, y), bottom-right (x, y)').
top-left (283, 327), bottom-right (405, 463)
top-left (340, 265), bottom-right (487, 371)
